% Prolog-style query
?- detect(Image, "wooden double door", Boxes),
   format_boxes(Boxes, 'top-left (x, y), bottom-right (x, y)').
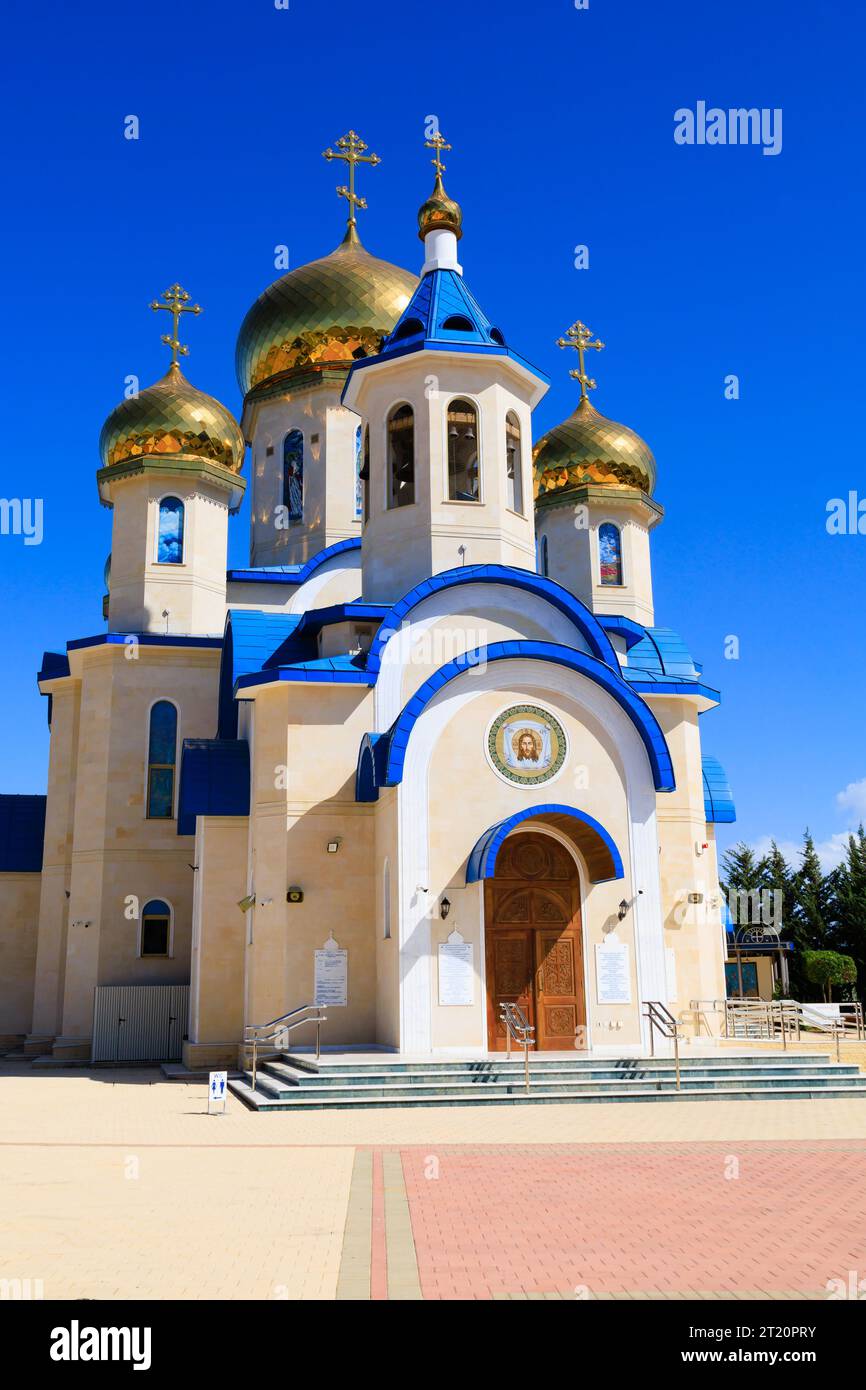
top-left (485, 832), bottom-right (586, 1051)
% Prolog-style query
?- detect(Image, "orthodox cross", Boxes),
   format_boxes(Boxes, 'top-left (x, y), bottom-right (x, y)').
top-left (425, 130), bottom-right (452, 177)
top-left (150, 284), bottom-right (202, 366)
top-left (556, 321), bottom-right (605, 400)
top-left (323, 130), bottom-right (381, 230)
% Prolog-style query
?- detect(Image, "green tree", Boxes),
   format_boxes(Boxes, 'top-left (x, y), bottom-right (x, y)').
top-left (791, 831), bottom-right (834, 951)
top-left (802, 949), bottom-right (857, 1002)
top-left (833, 826), bottom-right (866, 997)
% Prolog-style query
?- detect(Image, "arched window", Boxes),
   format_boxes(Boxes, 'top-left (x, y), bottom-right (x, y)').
top-left (383, 859), bottom-right (391, 940)
top-left (157, 497), bottom-right (184, 565)
top-left (538, 533), bottom-right (549, 577)
top-left (505, 411), bottom-right (523, 514)
top-left (447, 398), bottom-right (480, 501)
top-left (361, 426), bottom-right (371, 523)
top-left (283, 429), bottom-right (304, 523)
top-left (353, 423), bottom-right (363, 521)
top-left (387, 404), bottom-right (415, 508)
top-left (599, 522), bottom-right (623, 585)
top-left (141, 899), bottom-right (171, 957)
top-left (146, 700), bottom-right (177, 819)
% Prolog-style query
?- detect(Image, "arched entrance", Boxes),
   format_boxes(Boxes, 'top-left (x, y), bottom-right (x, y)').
top-left (484, 831), bottom-right (587, 1051)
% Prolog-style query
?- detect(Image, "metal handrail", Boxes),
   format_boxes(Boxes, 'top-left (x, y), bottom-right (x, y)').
top-left (244, 1004), bottom-right (327, 1094)
top-left (643, 1000), bottom-right (682, 1091)
top-left (499, 1001), bottom-right (535, 1094)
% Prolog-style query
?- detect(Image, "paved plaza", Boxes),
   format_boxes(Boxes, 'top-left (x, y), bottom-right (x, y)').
top-left (2, 1058), bottom-right (866, 1301)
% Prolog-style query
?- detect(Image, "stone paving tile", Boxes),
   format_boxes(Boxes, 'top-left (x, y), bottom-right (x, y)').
top-left (399, 1142), bottom-right (866, 1301)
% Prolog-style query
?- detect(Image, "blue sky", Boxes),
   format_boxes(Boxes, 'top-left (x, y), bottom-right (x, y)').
top-left (1, 0), bottom-right (863, 868)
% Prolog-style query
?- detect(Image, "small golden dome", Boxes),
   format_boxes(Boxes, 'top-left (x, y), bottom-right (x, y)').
top-left (236, 227), bottom-right (417, 395)
top-left (533, 395), bottom-right (657, 501)
top-left (99, 362), bottom-right (245, 474)
top-left (417, 173), bottom-right (463, 241)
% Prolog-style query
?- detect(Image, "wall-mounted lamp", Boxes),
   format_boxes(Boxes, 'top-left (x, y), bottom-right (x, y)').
top-left (617, 899), bottom-right (629, 921)
top-left (237, 893), bottom-right (256, 913)
top-left (440, 896), bottom-right (451, 920)
top-left (286, 886), bottom-right (304, 904)
top-left (326, 838), bottom-right (342, 854)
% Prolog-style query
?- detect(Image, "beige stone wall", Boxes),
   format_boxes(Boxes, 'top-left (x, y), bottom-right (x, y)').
top-left (185, 815), bottom-right (248, 1068)
top-left (47, 644), bottom-right (220, 1053)
top-left (651, 696), bottom-right (727, 1035)
top-left (539, 494), bottom-right (657, 626)
top-left (0, 873), bottom-right (41, 1040)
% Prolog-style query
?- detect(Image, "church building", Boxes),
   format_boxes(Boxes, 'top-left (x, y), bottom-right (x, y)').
top-left (0, 130), bottom-right (736, 1069)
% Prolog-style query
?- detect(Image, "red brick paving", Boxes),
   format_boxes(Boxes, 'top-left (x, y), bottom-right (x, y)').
top-left (399, 1142), bottom-right (866, 1300)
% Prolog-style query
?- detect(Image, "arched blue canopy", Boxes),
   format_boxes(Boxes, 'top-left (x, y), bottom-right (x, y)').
top-left (373, 641), bottom-right (675, 794)
top-left (466, 804), bottom-right (624, 885)
top-left (365, 566), bottom-right (619, 677)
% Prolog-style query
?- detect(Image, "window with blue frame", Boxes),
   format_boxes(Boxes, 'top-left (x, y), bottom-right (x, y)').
top-left (141, 899), bottom-right (171, 957)
top-left (598, 522), bottom-right (623, 585)
top-left (157, 497), bottom-right (185, 564)
top-left (538, 533), bottom-right (549, 577)
top-left (146, 701), bottom-right (177, 819)
top-left (283, 429), bottom-right (304, 522)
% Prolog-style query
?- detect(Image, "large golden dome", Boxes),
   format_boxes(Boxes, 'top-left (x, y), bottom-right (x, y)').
top-left (99, 362), bottom-right (245, 474)
top-left (236, 226), bottom-right (417, 395)
top-left (534, 395), bottom-right (656, 501)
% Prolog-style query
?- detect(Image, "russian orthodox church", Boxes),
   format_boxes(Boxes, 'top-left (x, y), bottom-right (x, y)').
top-left (0, 131), bottom-right (736, 1067)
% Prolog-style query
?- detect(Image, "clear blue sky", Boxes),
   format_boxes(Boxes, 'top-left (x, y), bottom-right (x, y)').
top-left (1, 0), bottom-right (863, 869)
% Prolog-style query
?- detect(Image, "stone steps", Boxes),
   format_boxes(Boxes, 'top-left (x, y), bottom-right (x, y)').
top-left (227, 1051), bottom-right (866, 1112)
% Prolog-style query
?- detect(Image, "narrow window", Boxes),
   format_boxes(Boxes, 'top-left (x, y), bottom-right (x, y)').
top-left (505, 411), bottom-right (523, 514)
top-left (283, 429), bottom-right (304, 522)
top-left (361, 425), bottom-right (371, 523)
top-left (538, 534), bottom-right (549, 577)
top-left (447, 398), bottom-right (480, 501)
top-left (353, 423), bottom-right (363, 521)
top-left (141, 899), bottom-right (171, 957)
top-left (387, 404), bottom-right (415, 508)
top-left (599, 522), bottom-right (623, 585)
top-left (147, 700), bottom-right (177, 819)
top-left (157, 497), bottom-right (184, 564)
top-left (383, 859), bottom-right (392, 940)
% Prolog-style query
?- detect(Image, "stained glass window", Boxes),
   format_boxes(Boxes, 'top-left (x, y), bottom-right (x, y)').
top-left (353, 424), bottom-right (363, 521)
top-left (447, 398), bottom-right (480, 501)
top-left (147, 701), bottom-right (177, 819)
top-left (538, 534), bottom-right (549, 577)
top-left (141, 899), bottom-right (171, 957)
top-left (283, 430), bottom-right (304, 523)
top-left (505, 412), bottom-right (523, 514)
top-left (388, 405), bottom-right (415, 508)
top-left (361, 426), bottom-right (370, 523)
top-left (157, 497), bottom-right (184, 564)
top-left (599, 522), bottom-right (623, 585)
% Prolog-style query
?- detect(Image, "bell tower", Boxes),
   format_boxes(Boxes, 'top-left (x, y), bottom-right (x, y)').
top-left (343, 133), bottom-right (548, 604)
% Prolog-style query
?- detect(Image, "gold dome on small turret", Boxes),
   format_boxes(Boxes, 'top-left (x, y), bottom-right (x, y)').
top-left (534, 394), bottom-right (657, 500)
top-left (418, 173), bottom-right (463, 241)
top-left (99, 361), bottom-right (245, 474)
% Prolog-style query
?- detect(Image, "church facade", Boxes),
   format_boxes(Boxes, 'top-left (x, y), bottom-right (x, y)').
top-left (0, 131), bottom-right (735, 1068)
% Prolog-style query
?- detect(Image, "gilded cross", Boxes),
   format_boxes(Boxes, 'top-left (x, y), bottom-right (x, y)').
top-left (150, 284), bottom-right (202, 366)
top-left (425, 130), bottom-right (452, 177)
top-left (556, 320), bottom-right (605, 400)
top-left (323, 130), bottom-right (381, 230)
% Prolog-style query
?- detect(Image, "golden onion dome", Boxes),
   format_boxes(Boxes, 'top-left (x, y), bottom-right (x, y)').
top-left (235, 226), bottom-right (417, 395)
top-left (417, 173), bottom-right (463, 241)
top-left (99, 362), bottom-right (245, 474)
top-left (533, 395), bottom-right (657, 501)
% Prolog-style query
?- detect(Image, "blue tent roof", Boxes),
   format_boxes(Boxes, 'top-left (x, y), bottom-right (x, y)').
top-left (177, 740), bottom-right (250, 837)
top-left (702, 755), bottom-right (736, 823)
top-left (0, 795), bottom-right (47, 872)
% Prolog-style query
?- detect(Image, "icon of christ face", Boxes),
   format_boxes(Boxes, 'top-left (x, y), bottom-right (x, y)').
top-left (514, 729), bottom-right (542, 763)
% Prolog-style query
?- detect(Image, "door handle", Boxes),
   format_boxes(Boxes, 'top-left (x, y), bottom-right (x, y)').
top-left (536, 969), bottom-right (544, 995)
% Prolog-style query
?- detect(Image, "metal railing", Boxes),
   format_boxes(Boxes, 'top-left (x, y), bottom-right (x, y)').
top-left (244, 1003), bottom-right (327, 1094)
top-left (499, 1002), bottom-right (535, 1094)
top-left (643, 1000), bottom-right (682, 1091)
top-left (691, 998), bottom-right (865, 1053)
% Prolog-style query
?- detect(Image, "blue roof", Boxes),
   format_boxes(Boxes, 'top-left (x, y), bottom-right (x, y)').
top-left (0, 795), bottom-right (47, 872)
top-left (219, 610), bottom-right (313, 737)
top-left (702, 755), bottom-right (736, 823)
top-left (227, 537), bottom-right (361, 587)
top-left (466, 805), bottom-right (624, 886)
top-left (177, 740), bottom-right (250, 836)
top-left (343, 269), bottom-right (547, 392)
top-left (623, 627), bottom-right (698, 679)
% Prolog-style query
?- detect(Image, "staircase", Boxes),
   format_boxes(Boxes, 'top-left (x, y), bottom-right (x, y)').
top-left (228, 1051), bottom-right (866, 1112)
